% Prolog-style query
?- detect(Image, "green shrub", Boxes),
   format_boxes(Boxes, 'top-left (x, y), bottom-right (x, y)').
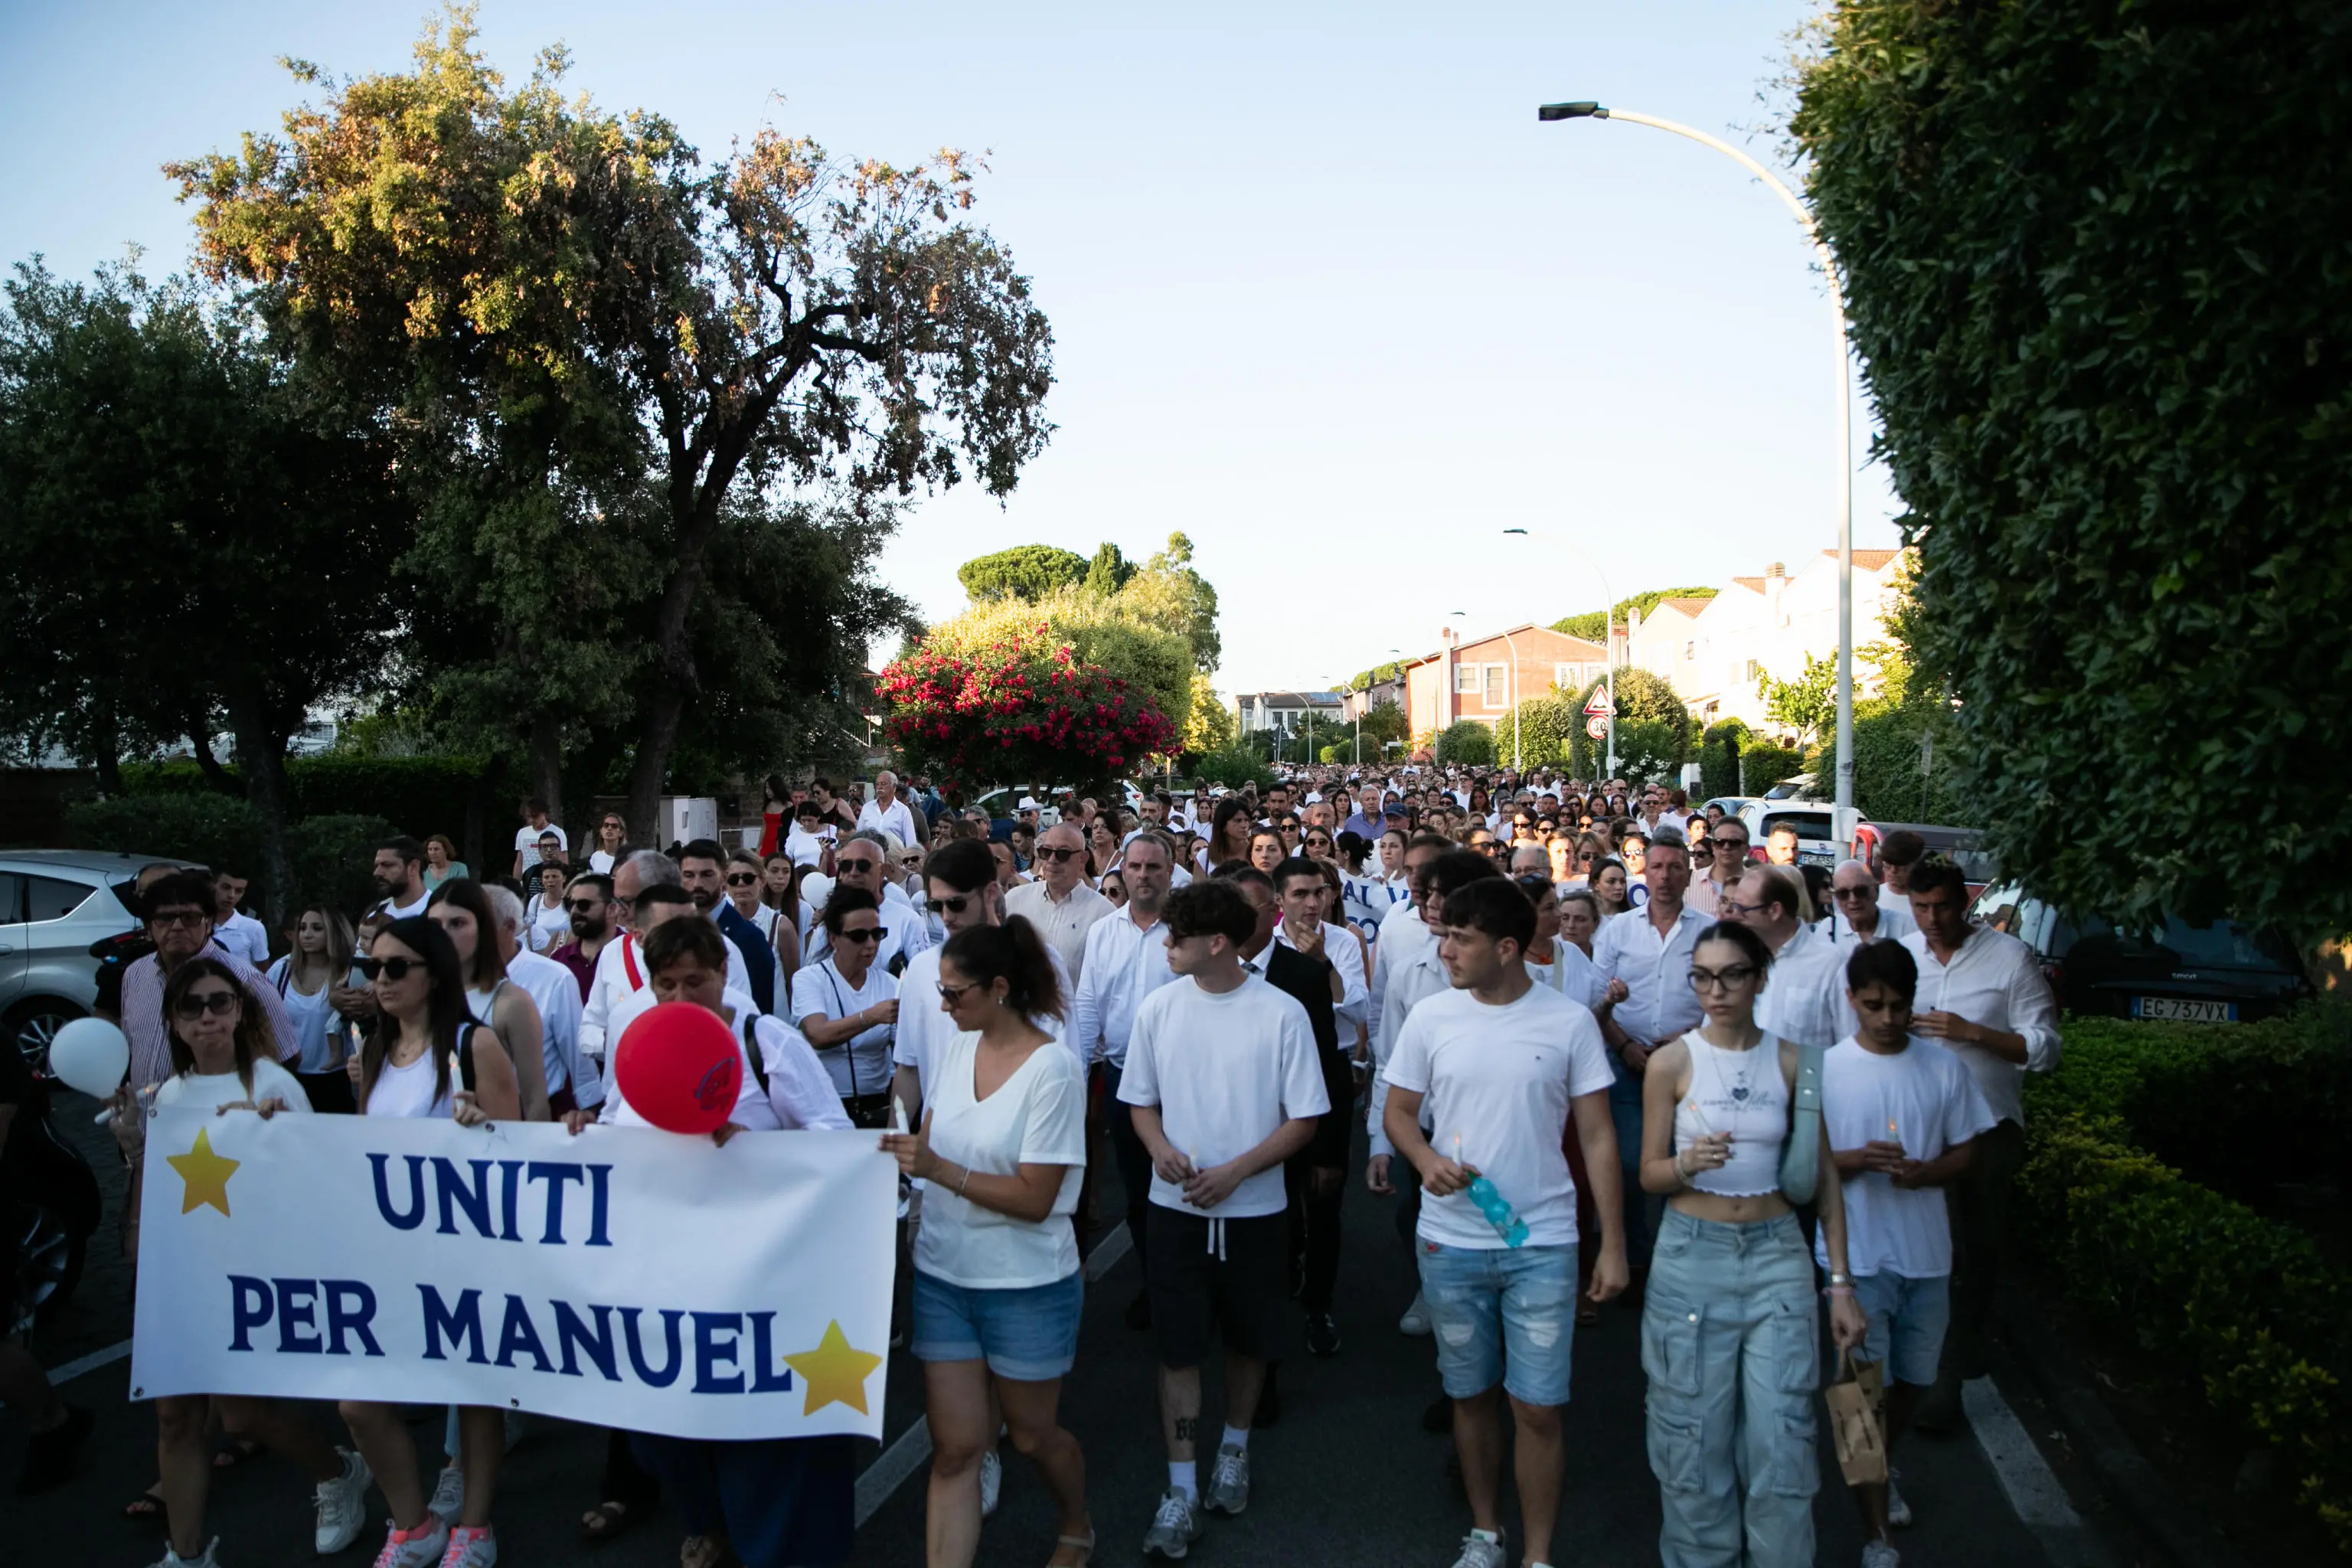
top-left (1699, 718), bottom-right (1749, 799)
top-left (1190, 748), bottom-right (1274, 792)
top-left (66, 793), bottom-right (263, 877)
top-left (1613, 718), bottom-right (1682, 789)
top-left (1739, 742), bottom-right (1805, 796)
top-left (120, 755), bottom-right (491, 839)
top-left (2023, 1112), bottom-right (2352, 1550)
top-left (283, 815), bottom-right (398, 925)
top-left (1433, 720), bottom-right (1495, 767)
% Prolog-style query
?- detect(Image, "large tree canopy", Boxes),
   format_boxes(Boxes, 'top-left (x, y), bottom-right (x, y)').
top-left (172, 8), bottom-right (1054, 835)
top-left (1795, 0), bottom-right (2352, 941)
top-left (956, 544), bottom-right (1087, 603)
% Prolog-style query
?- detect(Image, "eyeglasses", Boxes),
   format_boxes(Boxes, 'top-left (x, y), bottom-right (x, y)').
top-left (935, 979), bottom-right (980, 1004)
top-left (926, 893), bottom-right (974, 916)
top-left (1711, 837), bottom-right (1749, 851)
top-left (564, 899), bottom-right (605, 914)
top-left (836, 926), bottom-right (884, 944)
top-left (173, 989), bottom-right (240, 1019)
top-left (1689, 965), bottom-right (1760, 991)
top-left (354, 956), bottom-right (420, 982)
top-left (1833, 885), bottom-right (1876, 900)
top-left (149, 910), bottom-right (208, 929)
top-left (836, 858), bottom-right (881, 874)
top-left (1720, 897), bottom-right (1766, 916)
top-left (1035, 845), bottom-right (1083, 863)
top-left (725, 873), bottom-right (760, 887)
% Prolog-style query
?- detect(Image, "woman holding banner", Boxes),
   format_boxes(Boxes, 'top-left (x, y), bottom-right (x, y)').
top-left (335, 917), bottom-right (520, 1568)
top-left (880, 919), bottom-right (1094, 1568)
top-left (426, 878), bottom-right (552, 1122)
top-left (105, 956), bottom-right (374, 1568)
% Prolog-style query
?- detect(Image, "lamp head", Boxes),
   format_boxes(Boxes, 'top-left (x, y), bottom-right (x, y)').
top-left (1538, 102), bottom-right (1606, 122)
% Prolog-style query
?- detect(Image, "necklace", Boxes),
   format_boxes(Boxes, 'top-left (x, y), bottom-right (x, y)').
top-left (1704, 1034), bottom-right (1762, 1109)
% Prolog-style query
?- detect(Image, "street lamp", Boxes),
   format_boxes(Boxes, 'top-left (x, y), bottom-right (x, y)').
top-left (1539, 99), bottom-right (1857, 846)
top-left (1503, 528), bottom-right (1615, 778)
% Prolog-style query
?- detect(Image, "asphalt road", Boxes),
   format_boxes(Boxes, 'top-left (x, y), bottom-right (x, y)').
top-left (10, 1090), bottom-right (2112, 1567)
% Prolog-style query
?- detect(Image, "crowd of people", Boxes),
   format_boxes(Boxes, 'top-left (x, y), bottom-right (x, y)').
top-left (0, 760), bottom-right (2060, 1568)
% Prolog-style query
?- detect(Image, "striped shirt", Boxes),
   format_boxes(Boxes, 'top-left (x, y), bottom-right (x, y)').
top-left (124, 948), bottom-right (301, 1094)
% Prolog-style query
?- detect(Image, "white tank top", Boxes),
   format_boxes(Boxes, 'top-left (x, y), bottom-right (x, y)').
top-left (1672, 1032), bottom-right (1790, 1197)
top-left (367, 1049), bottom-right (454, 1120)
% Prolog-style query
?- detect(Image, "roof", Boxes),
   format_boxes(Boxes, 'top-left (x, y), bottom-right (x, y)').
top-left (1651, 596), bottom-right (1711, 619)
top-left (1823, 548), bottom-right (1903, 571)
top-left (1397, 623), bottom-right (1609, 668)
top-left (1730, 577), bottom-right (1768, 593)
top-left (1238, 690), bottom-right (1344, 707)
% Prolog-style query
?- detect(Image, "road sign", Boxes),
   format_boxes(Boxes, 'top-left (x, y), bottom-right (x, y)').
top-left (1583, 689), bottom-right (1616, 718)
top-left (1585, 715), bottom-right (1609, 740)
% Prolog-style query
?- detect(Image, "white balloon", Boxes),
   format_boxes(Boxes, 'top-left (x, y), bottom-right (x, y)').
top-left (49, 1016), bottom-right (129, 1099)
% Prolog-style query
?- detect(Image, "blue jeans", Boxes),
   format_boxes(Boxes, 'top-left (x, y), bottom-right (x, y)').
top-left (1416, 1242), bottom-right (1579, 1406)
top-left (1609, 1060), bottom-right (1656, 1268)
top-left (1642, 1209), bottom-right (1820, 1568)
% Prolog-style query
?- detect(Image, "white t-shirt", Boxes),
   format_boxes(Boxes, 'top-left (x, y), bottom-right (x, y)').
top-left (1385, 984), bottom-right (1615, 1250)
top-left (1815, 1037), bottom-right (1996, 1279)
top-left (893, 942), bottom-right (1074, 1097)
top-left (1116, 975), bottom-right (1329, 1219)
top-left (792, 959), bottom-right (897, 1100)
top-left (914, 1031), bottom-right (1088, 1289)
top-left (215, 910), bottom-right (272, 969)
top-left (155, 1057), bottom-right (313, 1115)
top-left (515, 823), bottom-right (568, 871)
top-left (528, 894), bottom-right (571, 955)
top-left (589, 848), bottom-right (618, 875)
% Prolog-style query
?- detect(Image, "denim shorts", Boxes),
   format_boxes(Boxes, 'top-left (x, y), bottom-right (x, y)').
top-left (1416, 1241), bottom-right (1579, 1406)
top-left (910, 1268), bottom-right (1083, 1382)
top-left (1854, 1270), bottom-right (1949, 1387)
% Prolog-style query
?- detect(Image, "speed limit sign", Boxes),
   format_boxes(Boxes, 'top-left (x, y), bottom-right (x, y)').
top-left (1585, 716), bottom-right (1609, 740)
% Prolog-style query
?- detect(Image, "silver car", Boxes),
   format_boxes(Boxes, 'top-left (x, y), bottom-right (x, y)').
top-left (0, 850), bottom-right (171, 1074)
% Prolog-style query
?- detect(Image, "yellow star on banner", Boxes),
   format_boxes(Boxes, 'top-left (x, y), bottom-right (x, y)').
top-left (166, 1126), bottom-right (240, 1217)
top-left (782, 1319), bottom-right (883, 1416)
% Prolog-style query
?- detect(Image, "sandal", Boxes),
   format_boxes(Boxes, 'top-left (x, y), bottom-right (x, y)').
top-left (1049, 1527), bottom-right (1096, 1566)
top-left (121, 1484), bottom-right (165, 1521)
top-left (580, 1498), bottom-right (645, 1547)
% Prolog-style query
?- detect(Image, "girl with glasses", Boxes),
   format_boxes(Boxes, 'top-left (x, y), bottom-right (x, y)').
top-left (106, 959), bottom-right (364, 1568)
top-left (1636, 922), bottom-right (1865, 1568)
top-left (341, 917), bottom-right (521, 1568)
top-left (881, 921), bottom-right (1093, 1568)
top-left (792, 887), bottom-right (901, 1127)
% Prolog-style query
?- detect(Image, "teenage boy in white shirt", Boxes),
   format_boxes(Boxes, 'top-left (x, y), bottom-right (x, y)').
top-left (1823, 939), bottom-right (1995, 1560)
top-left (1383, 877), bottom-right (1626, 1568)
top-left (1119, 879), bottom-right (1328, 1560)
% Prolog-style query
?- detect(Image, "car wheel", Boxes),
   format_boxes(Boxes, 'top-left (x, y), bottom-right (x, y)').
top-left (7, 998), bottom-right (84, 1079)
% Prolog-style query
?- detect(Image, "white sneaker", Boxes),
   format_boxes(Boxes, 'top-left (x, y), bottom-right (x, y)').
top-left (149, 1541), bottom-right (220, 1568)
top-left (1862, 1539), bottom-right (1900, 1568)
top-left (1203, 1442), bottom-right (1250, 1515)
top-left (1399, 1291), bottom-right (1432, 1336)
top-left (370, 1518), bottom-right (448, 1568)
top-left (1886, 1468), bottom-right (1913, 1527)
top-left (1450, 1528), bottom-right (1509, 1568)
top-left (1141, 1488), bottom-right (1203, 1559)
top-left (438, 1524), bottom-right (497, 1567)
top-left (315, 1446), bottom-right (374, 1553)
top-left (978, 1446), bottom-right (1003, 1518)
top-left (426, 1465), bottom-right (466, 1527)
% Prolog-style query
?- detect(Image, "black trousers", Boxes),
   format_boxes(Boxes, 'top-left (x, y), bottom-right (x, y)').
top-left (1284, 1152), bottom-right (1346, 1313)
top-left (1101, 1062), bottom-right (1155, 1285)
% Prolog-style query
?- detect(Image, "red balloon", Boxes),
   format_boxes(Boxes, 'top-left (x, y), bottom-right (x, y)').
top-left (614, 1002), bottom-right (742, 1135)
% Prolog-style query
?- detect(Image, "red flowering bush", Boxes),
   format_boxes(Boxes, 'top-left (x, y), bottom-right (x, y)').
top-left (875, 626), bottom-right (1176, 790)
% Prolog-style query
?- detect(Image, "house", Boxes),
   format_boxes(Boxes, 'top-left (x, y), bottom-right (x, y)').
top-left (1623, 595), bottom-right (1718, 696)
top-left (1234, 690), bottom-right (1346, 740)
top-left (1673, 550), bottom-right (1907, 733)
top-left (1377, 624), bottom-right (1612, 743)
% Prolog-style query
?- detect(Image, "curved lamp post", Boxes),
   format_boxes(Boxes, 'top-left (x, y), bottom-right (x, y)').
top-left (1538, 100), bottom-right (1856, 844)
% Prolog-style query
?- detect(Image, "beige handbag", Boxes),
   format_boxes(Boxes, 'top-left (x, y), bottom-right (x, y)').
top-left (1826, 1349), bottom-right (1889, 1486)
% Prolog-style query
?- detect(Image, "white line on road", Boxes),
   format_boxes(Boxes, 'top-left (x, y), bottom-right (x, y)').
top-left (49, 1338), bottom-right (131, 1385)
top-left (855, 1223), bottom-right (1132, 1527)
top-left (1965, 1374), bottom-right (2107, 1566)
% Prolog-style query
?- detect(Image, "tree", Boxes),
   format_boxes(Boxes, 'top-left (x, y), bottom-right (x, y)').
top-left (1434, 720), bottom-right (1496, 768)
top-left (957, 544), bottom-right (1088, 603)
top-left (924, 588), bottom-right (1192, 745)
top-left (1698, 718), bottom-right (1749, 800)
top-left (175, 11), bottom-right (1055, 838)
top-left (1551, 587), bottom-right (1717, 644)
top-left (1613, 720), bottom-right (1684, 789)
top-left (1758, 652), bottom-right (1838, 746)
top-left (1178, 671), bottom-right (1234, 758)
top-left (1795, 0), bottom-right (2352, 942)
top-left (0, 259), bottom-right (406, 920)
top-left (1358, 698), bottom-right (1410, 752)
top-left (1113, 532), bottom-right (1221, 672)
top-left (1083, 542), bottom-right (1135, 599)
top-left (1496, 694), bottom-right (1582, 769)
top-left (1567, 668), bottom-right (1692, 777)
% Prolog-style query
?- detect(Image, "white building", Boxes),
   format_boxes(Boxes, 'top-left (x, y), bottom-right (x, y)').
top-left (1631, 550), bottom-right (1906, 737)
top-left (1234, 690), bottom-right (1346, 742)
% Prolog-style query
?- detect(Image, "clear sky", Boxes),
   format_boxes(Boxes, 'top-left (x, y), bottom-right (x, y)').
top-left (0, 0), bottom-right (1900, 701)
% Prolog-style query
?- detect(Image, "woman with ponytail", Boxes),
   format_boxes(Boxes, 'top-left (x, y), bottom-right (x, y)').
top-left (879, 916), bottom-right (1093, 1568)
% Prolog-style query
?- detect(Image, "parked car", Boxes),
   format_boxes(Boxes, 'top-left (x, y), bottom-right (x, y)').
top-left (1735, 801), bottom-right (1860, 871)
top-left (0, 850), bottom-right (164, 1074)
top-left (1863, 822), bottom-right (1998, 899)
top-left (1700, 795), bottom-right (1760, 822)
top-left (1968, 883), bottom-right (2309, 1023)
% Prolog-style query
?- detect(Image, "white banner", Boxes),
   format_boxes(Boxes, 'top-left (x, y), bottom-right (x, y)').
top-left (129, 1108), bottom-right (897, 1440)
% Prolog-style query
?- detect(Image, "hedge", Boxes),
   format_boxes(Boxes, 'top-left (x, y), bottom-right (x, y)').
top-left (1739, 742), bottom-right (1805, 796)
top-left (64, 796), bottom-right (397, 942)
top-left (1433, 720), bottom-right (1495, 768)
top-left (1699, 719), bottom-right (1749, 800)
top-left (121, 755), bottom-right (494, 841)
top-left (1187, 748), bottom-right (1275, 792)
top-left (2021, 1001), bottom-right (2352, 1549)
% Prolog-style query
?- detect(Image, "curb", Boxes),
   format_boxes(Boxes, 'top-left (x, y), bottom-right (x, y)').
top-left (1996, 1292), bottom-right (2253, 1568)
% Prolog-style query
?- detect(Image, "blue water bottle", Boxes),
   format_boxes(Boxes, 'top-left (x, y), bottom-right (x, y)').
top-left (1465, 1175), bottom-right (1529, 1249)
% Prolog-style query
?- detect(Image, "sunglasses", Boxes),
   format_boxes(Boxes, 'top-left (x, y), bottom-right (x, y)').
top-left (354, 956), bottom-right (421, 982)
top-left (149, 910), bottom-right (208, 929)
top-left (935, 979), bottom-right (981, 1004)
top-left (1712, 837), bottom-right (1749, 851)
top-left (174, 989), bottom-right (240, 1019)
top-left (926, 893), bottom-right (974, 916)
top-left (836, 858), bottom-right (882, 873)
top-left (565, 899), bottom-right (604, 914)
top-left (725, 873), bottom-right (760, 887)
top-left (836, 926), bottom-right (884, 944)
top-left (1034, 844), bottom-right (1083, 863)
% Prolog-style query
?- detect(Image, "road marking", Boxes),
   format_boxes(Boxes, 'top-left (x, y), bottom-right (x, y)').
top-left (1965, 1374), bottom-right (2109, 1566)
top-left (49, 1338), bottom-right (131, 1385)
top-left (855, 1223), bottom-right (1132, 1527)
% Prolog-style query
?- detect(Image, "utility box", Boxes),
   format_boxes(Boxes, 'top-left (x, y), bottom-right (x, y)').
top-left (658, 796), bottom-right (719, 848)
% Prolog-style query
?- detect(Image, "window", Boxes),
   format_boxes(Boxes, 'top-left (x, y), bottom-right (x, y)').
top-left (1684, 640), bottom-right (1696, 660)
top-left (23, 874), bottom-right (93, 923)
top-left (1746, 658), bottom-right (1762, 682)
top-left (1482, 665), bottom-right (1508, 709)
top-left (1554, 663), bottom-right (1575, 691)
top-left (1454, 662), bottom-right (1479, 694)
top-left (0, 873), bottom-right (21, 925)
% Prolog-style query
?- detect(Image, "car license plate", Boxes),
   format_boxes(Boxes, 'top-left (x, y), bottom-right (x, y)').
top-left (2131, 996), bottom-right (2238, 1024)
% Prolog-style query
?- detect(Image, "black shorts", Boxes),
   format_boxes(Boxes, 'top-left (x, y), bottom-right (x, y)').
top-left (1145, 1207), bottom-right (1291, 1369)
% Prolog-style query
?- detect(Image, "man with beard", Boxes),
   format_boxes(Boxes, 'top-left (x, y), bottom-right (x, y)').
top-left (366, 836), bottom-right (431, 920)
top-left (679, 838), bottom-right (779, 1014)
top-left (547, 874), bottom-right (619, 1001)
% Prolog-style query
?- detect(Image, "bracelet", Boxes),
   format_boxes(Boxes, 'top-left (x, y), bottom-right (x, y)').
top-left (1826, 1270), bottom-right (1854, 1286)
top-left (956, 1165), bottom-right (972, 1197)
top-left (1671, 1149), bottom-right (1692, 1190)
